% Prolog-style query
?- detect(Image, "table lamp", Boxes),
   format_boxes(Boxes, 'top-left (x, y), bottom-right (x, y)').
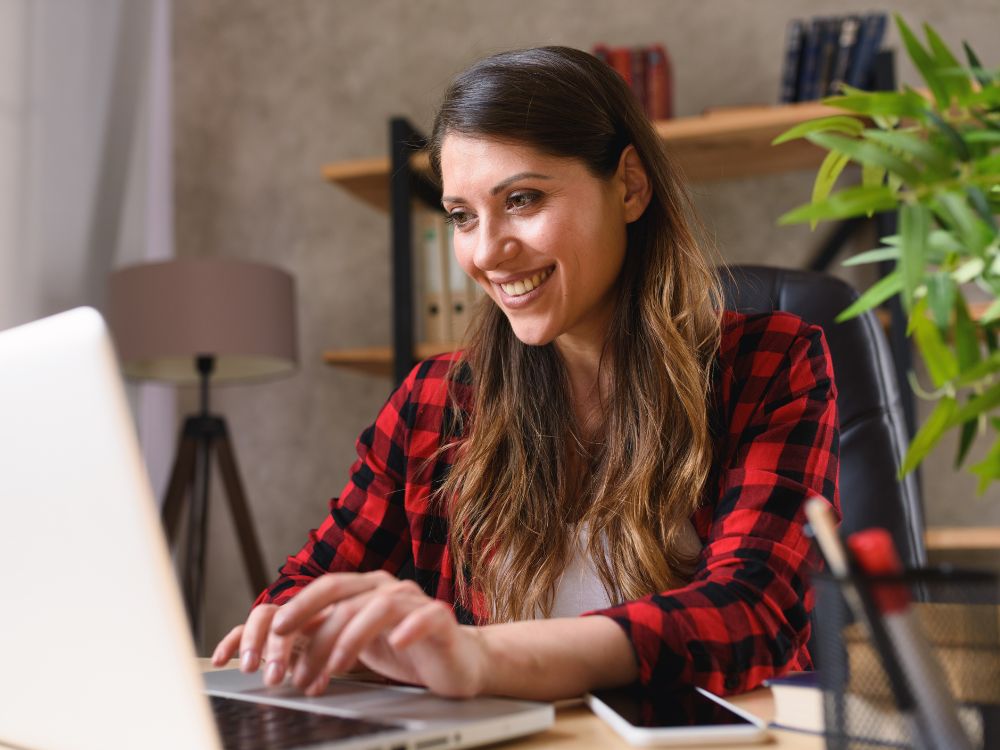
top-left (107, 258), bottom-right (298, 640)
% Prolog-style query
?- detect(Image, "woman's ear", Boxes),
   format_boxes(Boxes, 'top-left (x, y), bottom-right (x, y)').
top-left (617, 145), bottom-right (652, 223)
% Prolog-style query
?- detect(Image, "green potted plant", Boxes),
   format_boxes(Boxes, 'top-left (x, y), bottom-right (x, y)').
top-left (775, 15), bottom-right (1000, 489)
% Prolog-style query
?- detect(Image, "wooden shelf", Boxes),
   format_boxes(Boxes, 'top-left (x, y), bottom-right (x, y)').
top-left (926, 526), bottom-right (1000, 551)
top-left (323, 341), bottom-right (458, 378)
top-left (323, 101), bottom-right (838, 213)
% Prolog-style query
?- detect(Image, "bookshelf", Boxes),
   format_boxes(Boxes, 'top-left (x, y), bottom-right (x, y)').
top-left (322, 101), bottom-right (844, 377)
top-left (323, 101), bottom-right (838, 215)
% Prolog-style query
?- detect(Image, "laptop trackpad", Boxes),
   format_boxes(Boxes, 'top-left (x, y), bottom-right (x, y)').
top-left (204, 669), bottom-right (541, 728)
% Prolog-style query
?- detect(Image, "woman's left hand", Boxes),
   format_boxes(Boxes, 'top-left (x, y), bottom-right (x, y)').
top-left (249, 571), bottom-right (487, 698)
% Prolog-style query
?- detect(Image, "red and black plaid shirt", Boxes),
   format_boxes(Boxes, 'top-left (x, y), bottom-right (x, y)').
top-left (255, 310), bottom-right (840, 697)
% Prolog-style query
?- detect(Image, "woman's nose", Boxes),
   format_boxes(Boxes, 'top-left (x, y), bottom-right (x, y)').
top-left (473, 218), bottom-right (520, 271)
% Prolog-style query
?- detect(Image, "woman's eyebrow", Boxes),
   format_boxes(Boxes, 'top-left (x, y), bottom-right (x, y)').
top-left (441, 172), bottom-right (554, 204)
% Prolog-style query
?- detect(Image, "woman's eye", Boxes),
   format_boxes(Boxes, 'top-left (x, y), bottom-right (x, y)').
top-left (444, 210), bottom-right (474, 229)
top-left (507, 191), bottom-right (538, 210)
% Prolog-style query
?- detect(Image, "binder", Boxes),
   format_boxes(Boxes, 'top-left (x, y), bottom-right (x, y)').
top-left (779, 19), bottom-right (805, 103)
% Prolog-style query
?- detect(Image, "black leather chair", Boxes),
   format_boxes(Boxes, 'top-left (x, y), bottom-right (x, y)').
top-left (721, 265), bottom-right (926, 568)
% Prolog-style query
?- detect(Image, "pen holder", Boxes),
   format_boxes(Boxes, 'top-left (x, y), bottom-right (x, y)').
top-left (812, 568), bottom-right (1000, 750)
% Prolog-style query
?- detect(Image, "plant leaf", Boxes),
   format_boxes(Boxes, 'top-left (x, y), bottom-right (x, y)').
top-left (955, 415), bottom-right (978, 469)
top-left (946, 379), bottom-right (1000, 428)
top-left (979, 297), bottom-right (1000, 324)
top-left (951, 256), bottom-right (985, 284)
top-left (964, 41), bottom-right (991, 86)
top-left (901, 396), bottom-right (957, 474)
top-left (895, 14), bottom-right (950, 109)
top-left (965, 132), bottom-right (1000, 144)
top-left (862, 162), bottom-right (887, 189)
top-left (935, 191), bottom-right (993, 256)
top-left (771, 115), bottom-right (866, 145)
top-left (971, 436), bottom-right (1000, 494)
top-left (862, 129), bottom-right (953, 176)
top-left (924, 23), bottom-right (973, 103)
top-left (835, 270), bottom-right (902, 323)
top-left (924, 109), bottom-right (972, 161)
top-left (778, 185), bottom-right (899, 226)
top-left (807, 132), bottom-right (924, 185)
top-left (954, 292), bottom-right (981, 371)
top-left (843, 246), bottom-right (900, 266)
top-left (911, 300), bottom-right (958, 386)
top-left (822, 90), bottom-right (930, 118)
top-left (926, 272), bottom-right (955, 331)
top-left (967, 185), bottom-right (1000, 233)
top-left (956, 350), bottom-right (1000, 387)
top-left (810, 151), bottom-right (852, 229)
top-left (900, 203), bottom-right (931, 310)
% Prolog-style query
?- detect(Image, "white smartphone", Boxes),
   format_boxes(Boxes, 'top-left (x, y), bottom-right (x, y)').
top-left (586, 686), bottom-right (770, 746)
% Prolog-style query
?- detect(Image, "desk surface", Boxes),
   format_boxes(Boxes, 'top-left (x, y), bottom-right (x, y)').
top-left (504, 695), bottom-right (822, 749)
top-left (0, 662), bottom-right (822, 750)
top-left (198, 660), bottom-right (822, 750)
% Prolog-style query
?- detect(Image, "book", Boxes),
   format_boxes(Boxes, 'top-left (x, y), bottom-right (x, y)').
top-left (795, 18), bottom-right (824, 102)
top-left (767, 671), bottom-right (986, 745)
top-left (765, 671), bottom-right (823, 734)
top-left (415, 209), bottom-right (451, 344)
top-left (629, 47), bottom-right (648, 112)
top-left (845, 13), bottom-right (888, 89)
top-left (443, 221), bottom-right (479, 342)
top-left (779, 19), bottom-right (805, 103)
top-left (827, 15), bottom-right (861, 95)
top-left (605, 47), bottom-right (633, 89)
top-left (646, 45), bottom-right (672, 120)
top-left (814, 18), bottom-right (842, 101)
top-left (592, 44), bottom-right (673, 120)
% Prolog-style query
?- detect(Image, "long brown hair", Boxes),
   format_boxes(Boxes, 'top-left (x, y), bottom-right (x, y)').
top-left (428, 47), bottom-right (723, 622)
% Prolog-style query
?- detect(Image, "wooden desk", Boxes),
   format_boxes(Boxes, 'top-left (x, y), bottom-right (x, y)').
top-left (0, 664), bottom-right (821, 750)
top-left (501, 693), bottom-right (822, 749)
top-left (199, 660), bottom-right (822, 750)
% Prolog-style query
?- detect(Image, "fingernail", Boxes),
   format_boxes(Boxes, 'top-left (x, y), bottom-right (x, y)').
top-left (265, 660), bottom-right (284, 685)
top-left (240, 650), bottom-right (258, 672)
top-left (329, 649), bottom-right (346, 674)
top-left (308, 672), bottom-right (328, 696)
top-left (292, 662), bottom-right (312, 690)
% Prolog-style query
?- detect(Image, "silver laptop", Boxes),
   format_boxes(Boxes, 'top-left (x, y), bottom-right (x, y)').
top-left (0, 307), bottom-right (553, 750)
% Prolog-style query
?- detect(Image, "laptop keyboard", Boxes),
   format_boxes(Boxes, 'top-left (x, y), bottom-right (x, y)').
top-left (210, 695), bottom-right (403, 750)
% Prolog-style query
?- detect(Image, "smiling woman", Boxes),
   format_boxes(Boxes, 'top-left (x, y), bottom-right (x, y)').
top-left (213, 46), bottom-right (840, 704)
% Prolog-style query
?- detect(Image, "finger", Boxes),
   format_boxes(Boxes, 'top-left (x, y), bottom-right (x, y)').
top-left (322, 583), bottom-right (426, 685)
top-left (388, 599), bottom-right (456, 651)
top-left (238, 604), bottom-right (278, 673)
top-left (261, 627), bottom-right (299, 687)
top-left (212, 624), bottom-right (244, 667)
top-left (291, 596), bottom-right (372, 692)
top-left (272, 571), bottom-right (395, 636)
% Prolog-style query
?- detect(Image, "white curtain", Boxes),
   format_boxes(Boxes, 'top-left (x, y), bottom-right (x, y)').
top-left (0, 0), bottom-right (176, 499)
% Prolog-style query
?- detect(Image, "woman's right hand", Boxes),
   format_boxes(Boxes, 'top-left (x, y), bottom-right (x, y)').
top-left (212, 602), bottom-right (314, 687)
top-left (210, 571), bottom-right (487, 698)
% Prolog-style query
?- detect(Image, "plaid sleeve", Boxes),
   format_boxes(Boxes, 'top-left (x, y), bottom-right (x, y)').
top-left (253, 367), bottom-right (420, 608)
top-left (589, 313), bottom-right (840, 696)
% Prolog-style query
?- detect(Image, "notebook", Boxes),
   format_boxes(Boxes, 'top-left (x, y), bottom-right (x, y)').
top-left (0, 307), bottom-right (553, 750)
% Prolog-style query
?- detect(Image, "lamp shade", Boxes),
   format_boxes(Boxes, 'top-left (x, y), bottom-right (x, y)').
top-left (107, 258), bottom-right (298, 384)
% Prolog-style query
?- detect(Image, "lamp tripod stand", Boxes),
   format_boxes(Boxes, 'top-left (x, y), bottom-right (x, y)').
top-left (161, 355), bottom-right (269, 642)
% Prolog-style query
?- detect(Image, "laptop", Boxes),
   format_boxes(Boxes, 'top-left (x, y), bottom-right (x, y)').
top-left (0, 307), bottom-right (553, 750)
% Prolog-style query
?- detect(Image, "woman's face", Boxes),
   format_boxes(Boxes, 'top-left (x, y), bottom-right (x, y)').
top-left (440, 134), bottom-right (647, 350)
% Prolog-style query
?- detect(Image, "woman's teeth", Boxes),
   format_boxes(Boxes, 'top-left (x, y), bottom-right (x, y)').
top-left (500, 267), bottom-right (552, 297)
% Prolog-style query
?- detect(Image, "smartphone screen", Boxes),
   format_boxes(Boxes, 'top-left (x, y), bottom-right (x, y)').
top-left (589, 685), bottom-right (758, 729)
top-left (587, 683), bottom-right (771, 746)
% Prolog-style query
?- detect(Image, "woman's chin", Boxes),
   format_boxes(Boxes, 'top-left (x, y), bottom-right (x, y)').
top-left (509, 324), bottom-right (556, 348)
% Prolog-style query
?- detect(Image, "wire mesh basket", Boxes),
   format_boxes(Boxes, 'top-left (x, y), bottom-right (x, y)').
top-left (812, 568), bottom-right (1000, 750)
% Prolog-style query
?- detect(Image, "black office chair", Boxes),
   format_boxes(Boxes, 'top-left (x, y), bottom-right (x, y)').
top-left (721, 264), bottom-right (925, 568)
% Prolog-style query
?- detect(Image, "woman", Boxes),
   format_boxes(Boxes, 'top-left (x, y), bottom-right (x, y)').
top-left (212, 46), bottom-right (839, 702)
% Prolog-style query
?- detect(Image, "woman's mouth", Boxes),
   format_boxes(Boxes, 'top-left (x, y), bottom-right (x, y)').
top-left (497, 266), bottom-right (554, 299)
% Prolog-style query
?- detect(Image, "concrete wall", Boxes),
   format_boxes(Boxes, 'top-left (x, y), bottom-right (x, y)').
top-left (173, 0), bottom-right (1000, 651)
